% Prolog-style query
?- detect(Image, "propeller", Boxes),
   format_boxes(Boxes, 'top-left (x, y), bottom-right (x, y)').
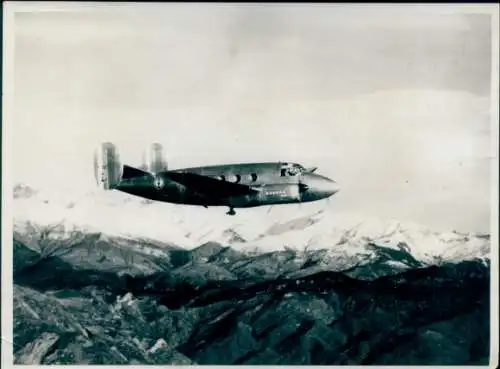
top-left (298, 180), bottom-right (309, 210)
top-left (298, 182), bottom-right (309, 193)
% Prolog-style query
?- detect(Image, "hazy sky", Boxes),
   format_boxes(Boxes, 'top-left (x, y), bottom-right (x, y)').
top-left (8, 4), bottom-right (496, 232)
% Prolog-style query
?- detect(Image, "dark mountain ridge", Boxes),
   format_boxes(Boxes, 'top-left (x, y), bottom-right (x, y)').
top-left (12, 231), bottom-right (490, 365)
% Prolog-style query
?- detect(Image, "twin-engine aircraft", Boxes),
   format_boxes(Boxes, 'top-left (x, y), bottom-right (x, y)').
top-left (93, 142), bottom-right (340, 215)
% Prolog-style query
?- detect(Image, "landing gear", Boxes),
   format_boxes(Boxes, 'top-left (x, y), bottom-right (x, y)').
top-left (226, 207), bottom-right (236, 216)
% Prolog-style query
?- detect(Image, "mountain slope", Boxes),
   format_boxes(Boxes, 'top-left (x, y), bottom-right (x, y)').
top-left (13, 238), bottom-right (490, 365)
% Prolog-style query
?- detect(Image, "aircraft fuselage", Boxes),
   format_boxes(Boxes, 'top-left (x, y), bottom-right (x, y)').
top-left (114, 162), bottom-right (340, 213)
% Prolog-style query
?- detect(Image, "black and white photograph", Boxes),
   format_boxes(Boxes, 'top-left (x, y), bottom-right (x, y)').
top-left (2, 2), bottom-right (499, 366)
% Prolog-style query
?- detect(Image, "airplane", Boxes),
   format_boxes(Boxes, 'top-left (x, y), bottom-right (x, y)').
top-left (93, 142), bottom-right (340, 216)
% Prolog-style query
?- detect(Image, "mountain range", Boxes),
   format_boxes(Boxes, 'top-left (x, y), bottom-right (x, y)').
top-left (10, 183), bottom-right (492, 365)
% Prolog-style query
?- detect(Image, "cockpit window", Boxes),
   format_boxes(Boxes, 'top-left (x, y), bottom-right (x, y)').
top-left (280, 163), bottom-right (305, 176)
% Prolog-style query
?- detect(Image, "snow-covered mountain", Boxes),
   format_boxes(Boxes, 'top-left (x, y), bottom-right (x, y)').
top-left (12, 182), bottom-right (490, 265)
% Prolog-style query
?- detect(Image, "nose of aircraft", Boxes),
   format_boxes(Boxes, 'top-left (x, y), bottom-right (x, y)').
top-left (299, 173), bottom-right (340, 201)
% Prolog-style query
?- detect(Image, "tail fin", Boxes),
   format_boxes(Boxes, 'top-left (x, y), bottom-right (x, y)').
top-left (140, 142), bottom-right (168, 173)
top-left (93, 142), bottom-right (123, 190)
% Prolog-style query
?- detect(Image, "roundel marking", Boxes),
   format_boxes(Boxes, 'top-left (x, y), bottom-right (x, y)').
top-left (153, 176), bottom-right (165, 190)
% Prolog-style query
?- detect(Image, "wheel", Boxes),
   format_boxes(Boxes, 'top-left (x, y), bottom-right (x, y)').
top-left (226, 207), bottom-right (236, 216)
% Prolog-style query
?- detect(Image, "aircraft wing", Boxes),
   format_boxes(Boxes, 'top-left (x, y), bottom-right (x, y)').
top-left (165, 171), bottom-right (261, 198)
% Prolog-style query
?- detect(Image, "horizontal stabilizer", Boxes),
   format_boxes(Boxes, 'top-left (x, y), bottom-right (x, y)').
top-left (122, 165), bottom-right (150, 180)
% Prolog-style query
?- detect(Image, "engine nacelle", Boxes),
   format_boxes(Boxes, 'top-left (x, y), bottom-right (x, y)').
top-left (140, 142), bottom-right (168, 173)
top-left (93, 142), bottom-right (123, 190)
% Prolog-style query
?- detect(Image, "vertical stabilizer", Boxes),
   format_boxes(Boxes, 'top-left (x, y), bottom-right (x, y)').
top-left (93, 142), bottom-right (123, 190)
top-left (140, 142), bottom-right (168, 173)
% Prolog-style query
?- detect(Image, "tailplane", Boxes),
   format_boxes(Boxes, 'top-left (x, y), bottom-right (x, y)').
top-left (93, 142), bottom-right (123, 190)
top-left (122, 165), bottom-right (149, 180)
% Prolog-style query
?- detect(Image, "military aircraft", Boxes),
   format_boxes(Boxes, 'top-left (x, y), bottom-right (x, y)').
top-left (94, 142), bottom-right (340, 215)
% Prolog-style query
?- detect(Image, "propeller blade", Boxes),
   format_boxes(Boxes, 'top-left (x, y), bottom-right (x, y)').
top-left (298, 183), bottom-right (309, 193)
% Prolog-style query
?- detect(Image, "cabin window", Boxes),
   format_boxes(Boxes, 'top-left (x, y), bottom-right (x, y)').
top-left (250, 173), bottom-right (258, 182)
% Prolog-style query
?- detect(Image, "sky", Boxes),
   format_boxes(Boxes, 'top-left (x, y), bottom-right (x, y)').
top-left (7, 3), bottom-right (496, 232)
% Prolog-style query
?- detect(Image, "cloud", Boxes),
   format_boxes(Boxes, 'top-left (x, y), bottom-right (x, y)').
top-left (9, 6), bottom-right (494, 232)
